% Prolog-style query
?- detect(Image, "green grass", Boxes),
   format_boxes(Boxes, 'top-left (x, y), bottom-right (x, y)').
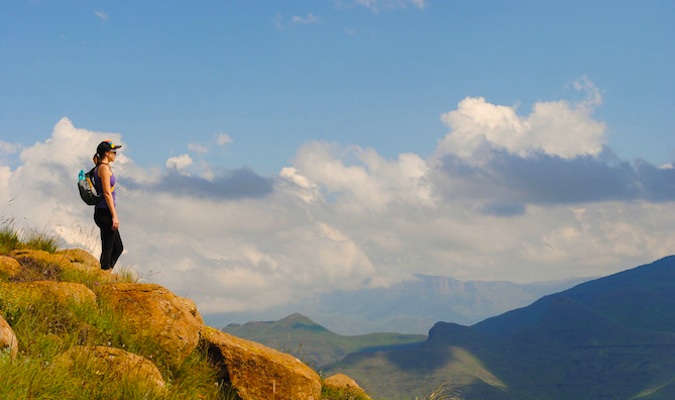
top-left (0, 220), bottom-right (61, 255)
top-left (0, 222), bottom-right (239, 400)
top-left (0, 267), bottom-right (238, 400)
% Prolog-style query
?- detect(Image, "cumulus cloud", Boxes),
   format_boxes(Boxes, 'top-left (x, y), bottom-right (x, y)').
top-left (3, 82), bottom-right (675, 318)
top-left (166, 154), bottom-right (193, 173)
top-left (291, 141), bottom-right (436, 212)
top-left (436, 79), bottom-right (606, 163)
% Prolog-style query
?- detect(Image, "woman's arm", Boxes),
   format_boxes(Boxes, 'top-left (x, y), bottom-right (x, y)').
top-left (98, 165), bottom-right (120, 230)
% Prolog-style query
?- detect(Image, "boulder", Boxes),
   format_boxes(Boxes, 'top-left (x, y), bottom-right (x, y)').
top-left (55, 345), bottom-right (165, 392)
top-left (0, 281), bottom-right (96, 307)
top-left (202, 327), bottom-right (322, 400)
top-left (323, 373), bottom-right (371, 399)
top-left (97, 283), bottom-right (204, 367)
top-left (56, 248), bottom-right (100, 269)
top-left (10, 249), bottom-right (117, 283)
top-left (0, 255), bottom-right (21, 280)
top-left (0, 314), bottom-right (18, 359)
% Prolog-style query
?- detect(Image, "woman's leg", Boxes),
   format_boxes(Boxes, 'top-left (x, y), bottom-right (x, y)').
top-left (94, 208), bottom-right (115, 270)
top-left (110, 230), bottom-right (124, 269)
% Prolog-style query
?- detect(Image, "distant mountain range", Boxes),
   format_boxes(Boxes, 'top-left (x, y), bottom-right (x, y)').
top-left (328, 255), bottom-right (675, 399)
top-left (207, 274), bottom-right (590, 335)
top-left (223, 313), bottom-right (425, 369)
top-left (222, 256), bottom-right (675, 399)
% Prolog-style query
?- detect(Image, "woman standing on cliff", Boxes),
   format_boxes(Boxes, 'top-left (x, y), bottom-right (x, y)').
top-left (93, 140), bottom-right (124, 270)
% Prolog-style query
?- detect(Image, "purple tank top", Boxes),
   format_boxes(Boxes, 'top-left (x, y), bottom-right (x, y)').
top-left (94, 166), bottom-right (117, 209)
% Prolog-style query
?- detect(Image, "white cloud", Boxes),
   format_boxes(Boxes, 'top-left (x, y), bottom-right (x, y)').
top-left (436, 86), bottom-right (606, 164)
top-left (274, 12), bottom-right (320, 30)
top-left (166, 154), bottom-right (193, 173)
top-left (355, 0), bottom-right (426, 12)
top-left (292, 13), bottom-right (320, 25)
top-left (291, 141), bottom-right (436, 212)
top-left (0, 140), bottom-right (21, 155)
top-left (3, 88), bottom-right (675, 318)
top-left (215, 133), bottom-right (233, 146)
top-left (187, 143), bottom-right (209, 154)
top-left (95, 11), bottom-right (108, 21)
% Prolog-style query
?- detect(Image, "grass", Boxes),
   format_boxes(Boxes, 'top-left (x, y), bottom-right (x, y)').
top-left (0, 222), bottom-right (238, 400)
top-left (1, 223), bottom-right (451, 400)
top-left (0, 219), bottom-right (61, 255)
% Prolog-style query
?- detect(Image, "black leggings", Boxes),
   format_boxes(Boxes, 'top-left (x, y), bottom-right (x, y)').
top-left (94, 207), bottom-right (124, 270)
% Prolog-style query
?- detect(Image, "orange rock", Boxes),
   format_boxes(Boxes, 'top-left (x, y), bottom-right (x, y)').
top-left (202, 327), bottom-right (322, 400)
top-left (0, 314), bottom-right (18, 359)
top-left (0, 255), bottom-right (21, 280)
top-left (97, 283), bottom-right (205, 367)
top-left (10, 249), bottom-right (117, 283)
top-left (55, 345), bottom-right (165, 392)
top-left (0, 281), bottom-right (96, 307)
top-left (324, 373), bottom-right (371, 399)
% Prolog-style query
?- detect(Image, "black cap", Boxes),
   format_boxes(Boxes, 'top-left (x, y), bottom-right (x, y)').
top-left (97, 140), bottom-right (122, 157)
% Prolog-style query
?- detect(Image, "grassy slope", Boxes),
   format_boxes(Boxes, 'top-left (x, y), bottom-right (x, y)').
top-left (0, 227), bottom-right (235, 399)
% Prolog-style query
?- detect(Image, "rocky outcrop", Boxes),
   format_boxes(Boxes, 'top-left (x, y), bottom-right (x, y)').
top-left (202, 327), bottom-right (323, 400)
top-left (97, 283), bottom-right (205, 367)
top-left (0, 314), bottom-right (18, 359)
top-left (54, 345), bottom-right (166, 393)
top-left (323, 374), bottom-right (372, 399)
top-left (0, 247), bottom-right (369, 399)
top-left (10, 249), bottom-right (119, 283)
top-left (0, 281), bottom-right (96, 306)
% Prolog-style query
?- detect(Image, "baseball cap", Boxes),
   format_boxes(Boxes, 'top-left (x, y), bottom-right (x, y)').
top-left (97, 140), bottom-right (123, 157)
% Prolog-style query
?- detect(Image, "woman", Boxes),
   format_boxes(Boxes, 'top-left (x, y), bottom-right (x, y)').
top-left (93, 140), bottom-right (124, 270)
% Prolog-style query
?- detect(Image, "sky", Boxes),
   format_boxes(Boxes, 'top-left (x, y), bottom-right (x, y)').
top-left (1, 1), bottom-right (675, 318)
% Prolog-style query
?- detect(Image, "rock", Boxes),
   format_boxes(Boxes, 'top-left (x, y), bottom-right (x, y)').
top-left (0, 314), bottom-right (18, 359)
top-left (0, 281), bottom-right (96, 307)
top-left (202, 327), bottom-right (322, 400)
top-left (0, 255), bottom-right (21, 280)
top-left (97, 283), bottom-right (204, 367)
top-left (323, 373), bottom-right (371, 399)
top-left (55, 345), bottom-right (165, 392)
top-left (56, 248), bottom-right (100, 269)
top-left (10, 249), bottom-right (117, 283)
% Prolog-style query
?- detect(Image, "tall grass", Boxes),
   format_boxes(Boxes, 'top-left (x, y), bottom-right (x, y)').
top-left (0, 220), bottom-right (60, 255)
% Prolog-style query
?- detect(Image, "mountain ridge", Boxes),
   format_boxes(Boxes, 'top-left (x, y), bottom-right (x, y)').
top-left (208, 273), bottom-right (591, 335)
top-left (327, 255), bottom-right (675, 399)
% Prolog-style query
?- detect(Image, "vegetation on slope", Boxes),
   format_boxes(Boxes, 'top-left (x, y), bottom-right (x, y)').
top-left (0, 224), bottom-right (232, 399)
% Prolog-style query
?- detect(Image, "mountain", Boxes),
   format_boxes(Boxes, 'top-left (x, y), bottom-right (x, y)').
top-left (223, 313), bottom-right (426, 368)
top-left (328, 256), bottom-right (675, 400)
top-left (207, 274), bottom-right (590, 335)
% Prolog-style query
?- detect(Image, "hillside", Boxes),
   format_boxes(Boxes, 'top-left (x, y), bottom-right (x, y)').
top-left (0, 227), bottom-right (372, 400)
top-left (328, 256), bottom-right (675, 400)
top-left (208, 274), bottom-right (589, 335)
top-left (223, 313), bottom-right (426, 368)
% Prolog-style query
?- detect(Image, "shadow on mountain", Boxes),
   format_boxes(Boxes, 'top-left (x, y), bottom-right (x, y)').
top-left (329, 255), bottom-right (675, 400)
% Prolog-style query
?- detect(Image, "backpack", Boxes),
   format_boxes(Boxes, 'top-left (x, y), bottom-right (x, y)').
top-left (77, 167), bottom-right (101, 206)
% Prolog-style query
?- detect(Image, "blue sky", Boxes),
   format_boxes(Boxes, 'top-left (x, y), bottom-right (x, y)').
top-left (2, 1), bottom-right (675, 323)
top-left (3, 0), bottom-right (674, 171)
